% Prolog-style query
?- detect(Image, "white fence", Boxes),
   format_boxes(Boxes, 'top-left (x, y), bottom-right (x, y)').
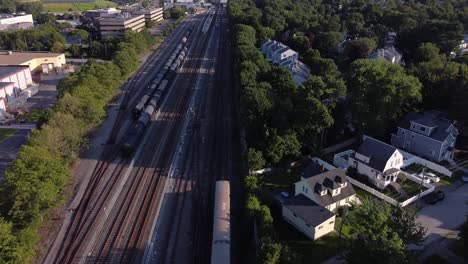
top-left (347, 175), bottom-right (435, 207)
top-left (333, 150), bottom-right (355, 169)
top-left (400, 149), bottom-right (453, 177)
top-left (311, 157), bottom-right (337, 170)
top-left (346, 176), bottom-right (400, 206)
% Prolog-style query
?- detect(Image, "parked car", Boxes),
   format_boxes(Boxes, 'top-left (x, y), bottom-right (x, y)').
top-left (462, 176), bottom-right (468, 183)
top-left (425, 190), bottom-right (445, 204)
top-left (425, 172), bottom-right (440, 183)
top-left (280, 192), bottom-right (290, 199)
top-left (415, 173), bottom-right (431, 184)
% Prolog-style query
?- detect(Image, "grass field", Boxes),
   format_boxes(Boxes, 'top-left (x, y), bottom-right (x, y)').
top-left (0, 128), bottom-right (17, 142)
top-left (43, 0), bottom-right (118, 12)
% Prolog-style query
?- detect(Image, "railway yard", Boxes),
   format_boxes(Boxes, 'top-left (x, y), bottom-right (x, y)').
top-left (44, 5), bottom-right (239, 264)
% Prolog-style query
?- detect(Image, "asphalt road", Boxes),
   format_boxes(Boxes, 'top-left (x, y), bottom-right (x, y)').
top-left (417, 183), bottom-right (468, 246)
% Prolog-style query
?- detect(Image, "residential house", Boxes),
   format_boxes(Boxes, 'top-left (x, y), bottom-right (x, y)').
top-left (260, 39), bottom-right (298, 64)
top-left (391, 111), bottom-right (458, 162)
top-left (348, 137), bottom-right (404, 189)
top-left (278, 57), bottom-right (310, 85)
top-left (282, 166), bottom-right (356, 240)
top-left (282, 195), bottom-right (336, 240)
top-left (457, 34), bottom-right (468, 55)
top-left (260, 39), bottom-right (310, 86)
top-left (368, 46), bottom-right (403, 65)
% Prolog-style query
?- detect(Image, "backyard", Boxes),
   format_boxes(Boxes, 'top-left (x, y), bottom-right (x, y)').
top-left (0, 128), bottom-right (17, 142)
top-left (275, 217), bottom-right (344, 263)
top-left (43, 0), bottom-right (118, 12)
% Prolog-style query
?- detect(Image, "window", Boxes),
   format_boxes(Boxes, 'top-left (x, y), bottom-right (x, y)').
top-left (401, 131), bottom-right (405, 135)
top-left (420, 126), bottom-right (426, 132)
top-left (318, 226), bottom-right (323, 230)
top-left (329, 221), bottom-right (334, 225)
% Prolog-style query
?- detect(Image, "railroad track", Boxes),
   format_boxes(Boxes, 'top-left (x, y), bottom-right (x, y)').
top-left (141, 10), bottom-right (220, 263)
top-left (107, 17), bottom-right (197, 144)
top-left (50, 15), bottom-right (201, 264)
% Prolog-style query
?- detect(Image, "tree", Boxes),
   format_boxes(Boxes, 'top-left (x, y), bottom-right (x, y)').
top-left (71, 29), bottom-right (88, 44)
top-left (265, 131), bottom-right (301, 164)
top-left (0, 217), bottom-right (18, 263)
top-left (315, 31), bottom-right (342, 57)
top-left (2, 145), bottom-right (69, 227)
top-left (51, 41), bottom-right (65, 53)
top-left (68, 44), bottom-right (81, 57)
top-left (259, 238), bottom-right (282, 264)
top-left (344, 38), bottom-right (377, 61)
top-left (0, 0), bottom-right (15, 13)
top-left (244, 174), bottom-right (258, 194)
top-left (247, 148), bottom-right (266, 172)
top-left (347, 59), bottom-right (422, 135)
top-left (344, 198), bottom-right (425, 264)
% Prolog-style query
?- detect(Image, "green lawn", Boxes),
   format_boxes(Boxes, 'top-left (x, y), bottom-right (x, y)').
top-left (335, 217), bottom-right (353, 238)
top-left (353, 185), bottom-right (375, 201)
top-left (0, 128), bottom-right (17, 142)
top-left (43, 0), bottom-right (118, 12)
top-left (261, 166), bottom-right (302, 193)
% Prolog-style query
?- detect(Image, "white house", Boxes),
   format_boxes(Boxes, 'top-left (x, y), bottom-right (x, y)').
top-left (260, 39), bottom-right (298, 64)
top-left (282, 195), bottom-right (336, 240)
top-left (368, 46), bottom-right (403, 65)
top-left (260, 39), bottom-right (310, 85)
top-left (282, 167), bottom-right (356, 240)
top-left (295, 168), bottom-right (357, 212)
top-left (348, 137), bottom-right (404, 189)
top-left (278, 57), bottom-right (310, 86)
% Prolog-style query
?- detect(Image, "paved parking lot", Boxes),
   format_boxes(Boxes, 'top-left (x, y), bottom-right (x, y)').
top-left (0, 129), bottom-right (30, 181)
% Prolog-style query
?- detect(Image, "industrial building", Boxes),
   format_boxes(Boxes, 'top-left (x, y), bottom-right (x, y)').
top-left (0, 65), bottom-right (38, 113)
top-left (0, 14), bottom-right (33, 31)
top-left (98, 13), bottom-right (146, 38)
top-left (83, 8), bottom-right (122, 20)
top-left (0, 51), bottom-right (66, 73)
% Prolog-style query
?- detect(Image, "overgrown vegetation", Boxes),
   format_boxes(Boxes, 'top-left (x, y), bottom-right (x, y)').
top-left (344, 198), bottom-right (426, 264)
top-left (0, 30), bottom-right (155, 263)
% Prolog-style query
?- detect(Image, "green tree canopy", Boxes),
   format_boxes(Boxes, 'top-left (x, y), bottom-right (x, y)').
top-left (347, 59), bottom-right (422, 134)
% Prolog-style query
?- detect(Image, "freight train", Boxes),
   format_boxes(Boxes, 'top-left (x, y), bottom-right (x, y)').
top-left (121, 29), bottom-right (192, 155)
top-left (211, 180), bottom-right (230, 264)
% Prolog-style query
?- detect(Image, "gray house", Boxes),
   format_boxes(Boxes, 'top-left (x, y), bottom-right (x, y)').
top-left (391, 111), bottom-right (458, 162)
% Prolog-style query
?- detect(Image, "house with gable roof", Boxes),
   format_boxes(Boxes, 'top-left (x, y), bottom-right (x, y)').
top-left (282, 161), bottom-right (356, 240)
top-left (391, 111), bottom-right (458, 162)
top-left (348, 137), bottom-right (404, 189)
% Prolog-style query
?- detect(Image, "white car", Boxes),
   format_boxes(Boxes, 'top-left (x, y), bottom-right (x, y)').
top-left (415, 173), bottom-right (431, 184)
top-left (425, 172), bottom-right (440, 183)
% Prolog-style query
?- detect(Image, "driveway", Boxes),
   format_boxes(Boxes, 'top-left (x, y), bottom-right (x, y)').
top-left (417, 183), bottom-right (468, 245)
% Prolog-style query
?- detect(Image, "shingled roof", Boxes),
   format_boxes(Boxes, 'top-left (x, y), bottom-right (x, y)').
top-left (283, 194), bottom-right (335, 227)
top-left (302, 168), bottom-right (356, 207)
top-left (399, 111), bottom-right (458, 142)
top-left (356, 137), bottom-right (397, 172)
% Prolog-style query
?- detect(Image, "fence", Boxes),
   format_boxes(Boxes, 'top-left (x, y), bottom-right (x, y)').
top-left (400, 149), bottom-right (453, 177)
top-left (311, 157), bottom-right (337, 170)
top-left (400, 185), bottom-right (435, 207)
top-left (346, 176), bottom-right (400, 206)
top-left (333, 150), bottom-right (355, 169)
top-left (347, 175), bottom-right (435, 207)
